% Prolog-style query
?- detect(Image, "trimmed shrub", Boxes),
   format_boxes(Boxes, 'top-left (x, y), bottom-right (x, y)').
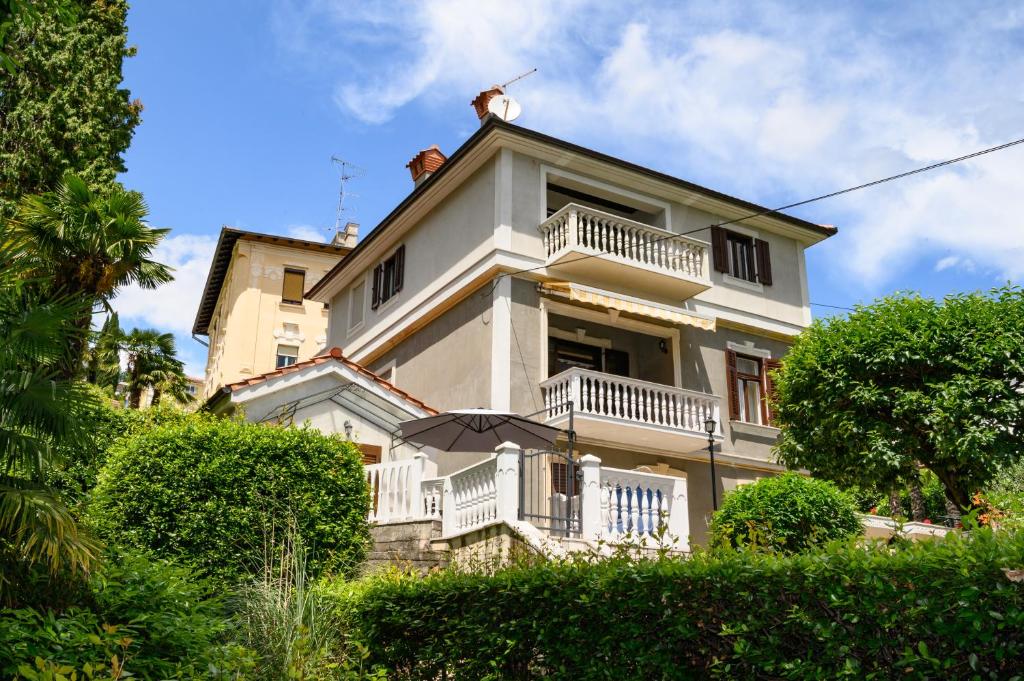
top-left (89, 413), bottom-right (370, 583)
top-left (338, 530), bottom-right (1024, 680)
top-left (709, 472), bottom-right (861, 552)
top-left (0, 549), bottom-right (253, 679)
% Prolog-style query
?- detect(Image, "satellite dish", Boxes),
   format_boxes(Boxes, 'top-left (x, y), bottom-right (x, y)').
top-left (488, 94), bottom-right (522, 122)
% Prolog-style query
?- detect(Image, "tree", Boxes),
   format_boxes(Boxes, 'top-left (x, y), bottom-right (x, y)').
top-left (0, 230), bottom-right (100, 602)
top-left (774, 287), bottom-right (1024, 512)
top-left (84, 312), bottom-right (122, 389)
top-left (122, 328), bottom-right (186, 409)
top-left (0, 0), bottom-right (140, 215)
top-left (8, 175), bottom-right (172, 375)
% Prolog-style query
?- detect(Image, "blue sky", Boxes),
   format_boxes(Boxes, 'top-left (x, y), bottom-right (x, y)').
top-left (113, 1), bottom-right (1024, 376)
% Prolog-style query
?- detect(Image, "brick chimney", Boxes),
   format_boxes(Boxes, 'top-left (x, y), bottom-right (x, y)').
top-left (406, 145), bottom-right (447, 186)
top-left (332, 221), bottom-right (358, 248)
top-left (471, 85), bottom-right (504, 123)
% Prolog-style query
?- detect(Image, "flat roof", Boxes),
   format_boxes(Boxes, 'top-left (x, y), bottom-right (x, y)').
top-left (307, 116), bottom-right (835, 300)
top-left (191, 227), bottom-right (350, 336)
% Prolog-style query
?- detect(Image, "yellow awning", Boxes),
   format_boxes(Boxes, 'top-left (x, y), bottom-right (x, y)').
top-left (544, 283), bottom-right (715, 331)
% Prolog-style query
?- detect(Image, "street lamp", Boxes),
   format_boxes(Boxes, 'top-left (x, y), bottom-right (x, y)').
top-left (704, 418), bottom-right (718, 511)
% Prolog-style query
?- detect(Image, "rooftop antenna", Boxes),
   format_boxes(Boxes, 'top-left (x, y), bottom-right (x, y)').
top-left (488, 67), bottom-right (536, 122)
top-left (330, 156), bottom-right (364, 239)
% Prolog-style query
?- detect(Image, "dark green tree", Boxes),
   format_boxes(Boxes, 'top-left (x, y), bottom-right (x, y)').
top-left (122, 328), bottom-right (186, 409)
top-left (0, 0), bottom-right (141, 214)
top-left (84, 312), bottom-right (122, 389)
top-left (774, 287), bottom-right (1024, 512)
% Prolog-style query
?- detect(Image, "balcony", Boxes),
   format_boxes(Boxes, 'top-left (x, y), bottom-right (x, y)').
top-left (540, 367), bottom-right (721, 453)
top-left (539, 203), bottom-right (712, 300)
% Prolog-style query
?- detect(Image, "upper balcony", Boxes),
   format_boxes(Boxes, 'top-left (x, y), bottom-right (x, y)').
top-left (539, 203), bottom-right (712, 300)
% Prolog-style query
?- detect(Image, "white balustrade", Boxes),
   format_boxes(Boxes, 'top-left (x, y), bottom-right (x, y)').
top-left (539, 203), bottom-right (708, 281)
top-left (421, 478), bottom-right (444, 519)
top-left (541, 367), bottom-right (720, 436)
top-left (366, 453), bottom-right (436, 524)
top-left (599, 467), bottom-right (687, 544)
top-left (443, 457), bottom-right (499, 536)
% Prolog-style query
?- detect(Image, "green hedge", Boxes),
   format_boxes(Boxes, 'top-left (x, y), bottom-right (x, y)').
top-left (709, 472), bottom-right (862, 552)
top-left (89, 413), bottom-right (370, 583)
top-left (340, 530), bottom-right (1024, 680)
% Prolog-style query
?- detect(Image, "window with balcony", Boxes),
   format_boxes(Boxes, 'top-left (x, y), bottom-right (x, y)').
top-left (712, 227), bottom-right (772, 285)
top-left (371, 245), bottom-right (405, 309)
top-left (726, 350), bottom-right (782, 426)
top-left (282, 268), bottom-right (306, 304)
top-left (275, 344), bottom-right (298, 369)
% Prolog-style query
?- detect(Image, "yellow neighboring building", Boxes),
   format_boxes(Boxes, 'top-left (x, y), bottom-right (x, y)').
top-left (193, 226), bottom-right (355, 400)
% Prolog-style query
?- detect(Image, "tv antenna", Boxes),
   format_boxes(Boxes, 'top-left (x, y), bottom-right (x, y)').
top-left (488, 67), bottom-right (536, 123)
top-left (330, 156), bottom-right (364, 239)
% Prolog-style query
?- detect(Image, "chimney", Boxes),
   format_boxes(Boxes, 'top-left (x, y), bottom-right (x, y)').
top-left (471, 85), bottom-right (504, 123)
top-left (332, 221), bottom-right (358, 248)
top-left (406, 145), bottom-right (447, 186)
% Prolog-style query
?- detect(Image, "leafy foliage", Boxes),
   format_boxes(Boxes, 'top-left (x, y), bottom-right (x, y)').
top-left (339, 530), bottom-right (1024, 680)
top-left (121, 327), bottom-right (190, 408)
top-left (773, 287), bottom-right (1024, 511)
top-left (0, 0), bottom-right (140, 216)
top-left (709, 473), bottom-right (861, 552)
top-left (89, 413), bottom-right (371, 584)
top-left (0, 549), bottom-right (254, 679)
top-left (987, 460), bottom-right (1024, 531)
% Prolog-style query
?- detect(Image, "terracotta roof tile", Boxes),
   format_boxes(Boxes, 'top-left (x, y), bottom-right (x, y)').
top-left (222, 347), bottom-right (438, 415)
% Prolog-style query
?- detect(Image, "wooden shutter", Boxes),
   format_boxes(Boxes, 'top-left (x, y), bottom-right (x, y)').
top-left (282, 268), bottom-right (305, 304)
top-left (764, 358), bottom-right (783, 425)
top-left (371, 264), bottom-right (382, 309)
top-left (755, 239), bottom-right (772, 285)
top-left (711, 226), bottom-right (729, 273)
top-left (357, 443), bottom-right (382, 465)
top-left (393, 245), bottom-right (405, 293)
top-left (725, 349), bottom-right (740, 420)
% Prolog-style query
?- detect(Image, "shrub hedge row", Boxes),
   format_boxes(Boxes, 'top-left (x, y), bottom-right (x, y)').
top-left (341, 530), bottom-right (1024, 680)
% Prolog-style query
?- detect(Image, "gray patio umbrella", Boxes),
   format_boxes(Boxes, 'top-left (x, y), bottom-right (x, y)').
top-left (399, 409), bottom-right (561, 452)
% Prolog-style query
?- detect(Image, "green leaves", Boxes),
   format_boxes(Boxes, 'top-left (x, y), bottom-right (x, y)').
top-left (774, 287), bottom-right (1024, 510)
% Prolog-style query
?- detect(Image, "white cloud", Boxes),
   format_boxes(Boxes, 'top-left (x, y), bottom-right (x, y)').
top-left (285, 224), bottom-right (328, 243)
top-left (112, 233), bottom-right (217, 336)
top-left (276, 0), bottom-right (1024, 288)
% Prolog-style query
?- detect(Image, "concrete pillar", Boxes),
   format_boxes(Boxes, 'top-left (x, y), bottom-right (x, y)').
top-left (408, 453), bottom-right (426, 520)
top-left (669, 473), bottom-right (690, 551)
top-left (441, 475), bottom-right (455, 537)
top-left (579, 454), bottom-right (602, 540)
top-left (494, 441), bottom-right (521, 524)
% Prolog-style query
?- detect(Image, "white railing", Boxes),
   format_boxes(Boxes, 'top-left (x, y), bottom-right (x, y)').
top-left (444, 457), bottom-right (499, 535)
top-left (599, 467), bottom-right (677, 538)
top-left (539, 203), bottom-right (708, 282)
top-left (541, 367), bottom-right (721, 436)
top-left (421, 478), bottom-right (444, 519)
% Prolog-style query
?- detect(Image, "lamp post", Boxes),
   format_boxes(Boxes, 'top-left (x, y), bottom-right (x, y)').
top-left (704, 418), bottom-right (718, 511)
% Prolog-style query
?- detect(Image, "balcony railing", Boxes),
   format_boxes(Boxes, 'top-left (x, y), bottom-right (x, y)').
top-left (540, 367), bottom-right (721, 437)
top-left (539, 203), bottom-right (710, 293)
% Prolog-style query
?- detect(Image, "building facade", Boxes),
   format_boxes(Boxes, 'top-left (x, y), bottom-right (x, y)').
top-left (306, 100), bottom-right (835, 545)
top-left (193, 226), bottom-right (355, 400)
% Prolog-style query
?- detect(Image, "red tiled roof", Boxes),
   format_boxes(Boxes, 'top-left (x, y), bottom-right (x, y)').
top-left (221, 347), bottom-right (438, 415)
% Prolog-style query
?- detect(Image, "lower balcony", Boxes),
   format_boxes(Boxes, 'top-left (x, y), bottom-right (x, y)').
top-left (540, 367), bottom-right (721, 453)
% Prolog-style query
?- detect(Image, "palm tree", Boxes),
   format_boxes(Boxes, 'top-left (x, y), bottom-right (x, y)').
top-left (0, 231), bottom-right (100, 602)
top-left (84, 312), bottom-right (123, 390)
top-left (8, 175), bottom-right (173, 377)
top-left (122, 328), bottom-right (187, 409)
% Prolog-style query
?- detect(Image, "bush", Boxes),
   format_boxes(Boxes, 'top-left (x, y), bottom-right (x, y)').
top-left (89, 413), bottom-right (370, 583)
top-left (0, 549), bottom-right (253, 679)
top-left (709, 472), bottom-right (862, 552)
top-left (987, 460), bottom-right (1024, 530)
top-left (337, 530), bottom-right (1024, 679)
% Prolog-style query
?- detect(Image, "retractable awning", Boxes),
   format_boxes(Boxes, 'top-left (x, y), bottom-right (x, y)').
top-left (542, 282), bottom-right (716, 331)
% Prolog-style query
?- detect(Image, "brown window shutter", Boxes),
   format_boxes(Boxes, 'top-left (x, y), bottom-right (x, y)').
top-left (764, 358), bottom-right (783, 425)
top-left (726, 349), bottom-right (740, 420)
top-left (371, 265), bottom-right (382, 309)
top-left (357, 443), bottom-right (382, 465)
top-left (711, 226), bottom-right (729, 273)
top-left (394, 245), bottom-right (405, 292)
top-left (755, 239), bottom-right (772, 285)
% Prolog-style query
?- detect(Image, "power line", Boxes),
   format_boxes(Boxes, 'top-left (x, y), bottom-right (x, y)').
top-left (489, 134), bottom-right (1024, 289)
top-left (810, 302), bottom-right (855, 311)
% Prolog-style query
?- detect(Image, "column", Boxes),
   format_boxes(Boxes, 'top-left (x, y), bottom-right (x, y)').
top-left (494, 441), bottom-right (521, 524)
top-left (668, 474), bottom-right (690, 552)
top-left (579, 454), bottom-right (602, 540)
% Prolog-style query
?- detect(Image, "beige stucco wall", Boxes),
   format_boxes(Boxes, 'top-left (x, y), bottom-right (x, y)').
top-left (203, 240), bottom-right (342, 399)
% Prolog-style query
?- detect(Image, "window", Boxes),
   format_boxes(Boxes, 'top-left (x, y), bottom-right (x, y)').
top-left (726, 350), bottom-right (782, 425)
top-left (186, 384), bottom-right (197, 396)
top-left (282, 268), bottom-right (305, 304)
top-left (349, 281), bottom-right (365, 330)
top-left (711, 227), bottom-right (772, 285)
top-left (548, 338), bottom-right (630, 378)
top-left (275, 344), bottom-right (299, 369)
top-left (371, 245), bottom-right (405, 309)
